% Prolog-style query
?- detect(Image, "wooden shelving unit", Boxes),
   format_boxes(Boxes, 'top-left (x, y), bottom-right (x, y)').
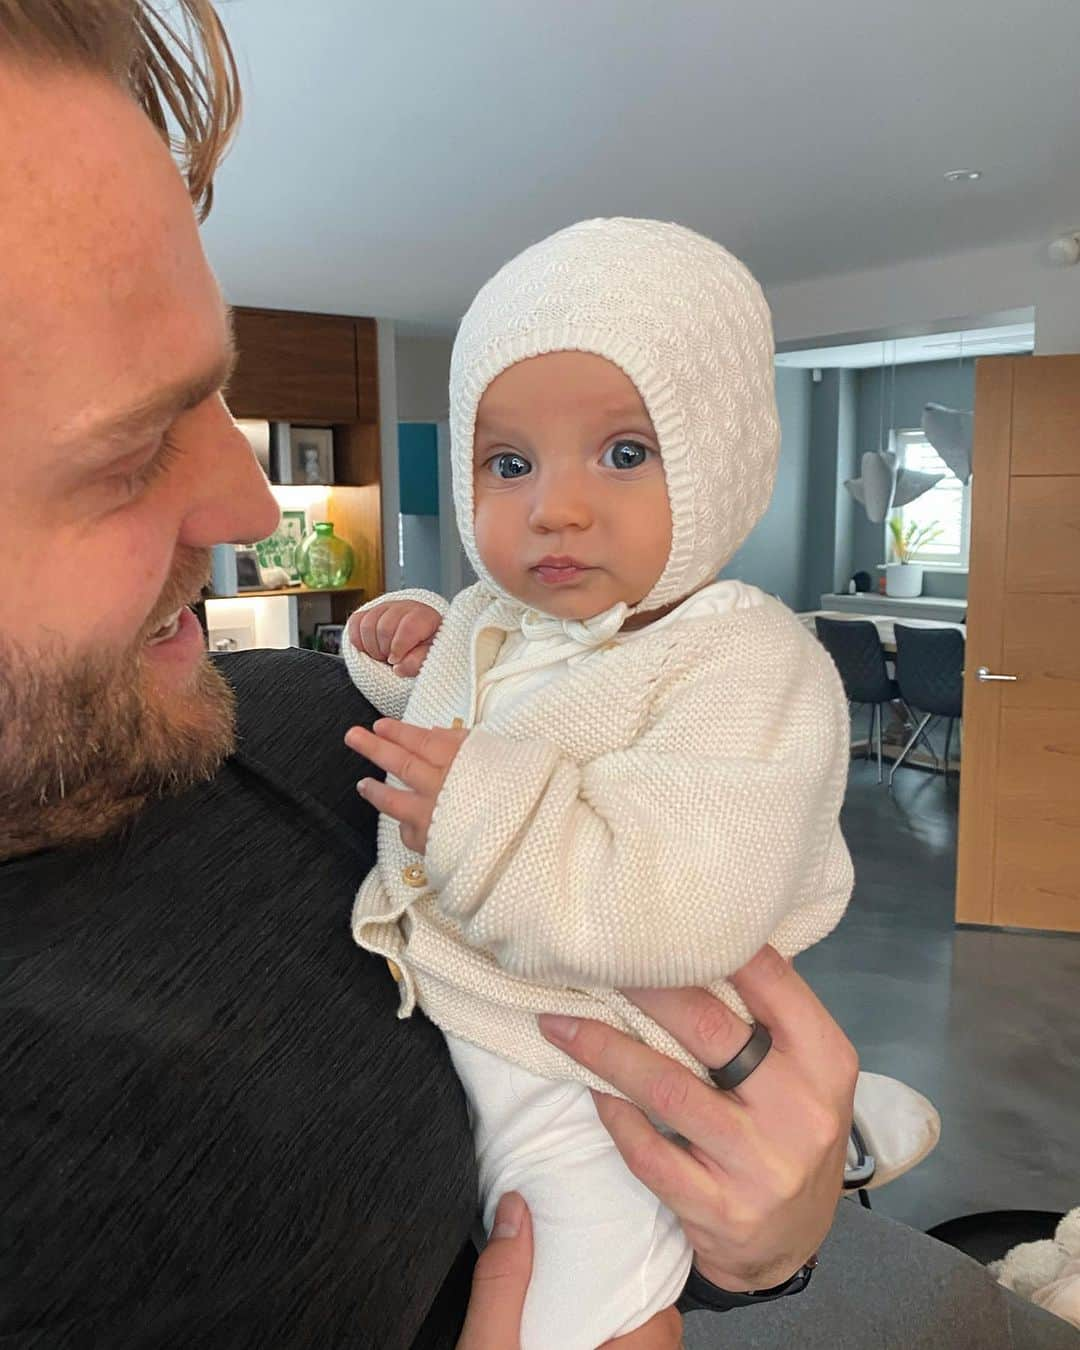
top-left (213, 583), bottom-right (366, 601)
top-left (206, 306), bottom-right (385, 644)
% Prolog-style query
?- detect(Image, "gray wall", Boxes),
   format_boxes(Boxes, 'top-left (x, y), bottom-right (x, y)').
top-left (853, 358), bottom-right (975, 599)
top-left (400, 512), bottom-right (443, 592)
top-left (801, 369), bottom-right (858, 608)
top-left (394, 337), bottom-right (454, 594)
top-left (723, 368), bottom-right (814, 610)
top-left (395, 336), bottom-right (454, 422)
top-left (724, 358), bottom-right (971, 614)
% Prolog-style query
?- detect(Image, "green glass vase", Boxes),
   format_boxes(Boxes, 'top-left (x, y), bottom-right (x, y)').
top-left (298, 521), bottom-right (355, 589)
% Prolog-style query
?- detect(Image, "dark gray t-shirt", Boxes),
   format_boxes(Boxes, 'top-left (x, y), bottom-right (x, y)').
top-left (1, 648), bottom-right (477, 1349)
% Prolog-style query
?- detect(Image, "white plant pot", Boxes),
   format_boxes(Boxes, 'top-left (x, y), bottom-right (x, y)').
top-left (885, 562), bottom-right (924, 598)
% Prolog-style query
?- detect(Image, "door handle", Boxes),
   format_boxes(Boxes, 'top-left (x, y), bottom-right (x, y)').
top-left (976, 666), bottom-right (1019, 683)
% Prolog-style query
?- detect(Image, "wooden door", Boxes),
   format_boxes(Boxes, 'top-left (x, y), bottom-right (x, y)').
top-left (957, 355), bottom-right (1080, 932)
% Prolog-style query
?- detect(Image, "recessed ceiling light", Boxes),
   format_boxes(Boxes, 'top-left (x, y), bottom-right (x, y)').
top-left (944, 168), bottom-right (982, 183)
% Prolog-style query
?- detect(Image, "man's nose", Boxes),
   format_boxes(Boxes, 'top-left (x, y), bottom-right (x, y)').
top-left (180, 396), bottom-right (281, 548)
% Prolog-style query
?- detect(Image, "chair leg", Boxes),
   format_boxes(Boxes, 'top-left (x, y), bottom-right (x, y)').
top-left (943, 719), bottom-right (954, 778)
top-left (865, 705), bottom-right (874, 763)
top-left (914, 717), bottom-right (941, 768)
top-left (896, 701), bottom-right (941, 769)
top-left (875, 704), bottom-right (884, 784)
top-left (889, 714), bottom-right (932, 787)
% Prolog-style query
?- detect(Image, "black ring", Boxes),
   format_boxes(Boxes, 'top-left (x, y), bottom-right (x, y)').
top-left (707, 1022), bottom-right (773, 1091)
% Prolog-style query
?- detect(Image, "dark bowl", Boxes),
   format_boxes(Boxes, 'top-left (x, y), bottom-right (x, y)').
top-left (926, 1210), bottom-right (1065, 1266)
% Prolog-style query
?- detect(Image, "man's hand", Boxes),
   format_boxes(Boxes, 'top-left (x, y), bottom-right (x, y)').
top-left (539, 946), bottom-right (856, 1294)
top-left (457, 1193), bottom-right (683, 1349)
top-left (348, 600), bottom-right (443, 677)
top-left (344, 718), bottom-right (468, 854)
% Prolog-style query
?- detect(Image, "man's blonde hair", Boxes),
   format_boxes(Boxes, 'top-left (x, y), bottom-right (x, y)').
top-left (0, 0), bottom-right (239, 219)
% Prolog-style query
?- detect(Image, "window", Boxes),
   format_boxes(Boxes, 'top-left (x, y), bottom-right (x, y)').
top-left (889, 428), bottom-right (970, 568)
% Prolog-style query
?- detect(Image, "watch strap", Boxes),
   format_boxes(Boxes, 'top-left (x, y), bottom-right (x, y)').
top-left (676, 1255), bottom-right (817, 1314)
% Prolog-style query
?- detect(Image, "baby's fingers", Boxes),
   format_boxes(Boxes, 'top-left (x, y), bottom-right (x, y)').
top-left (392, 642), bottom-right (432, 678)
top-left (352, 603), bottom-right (406, 662)
top-left (389, 607), bottom-right (441, 665)
top-left (350, 606), bottom-right (387, 661)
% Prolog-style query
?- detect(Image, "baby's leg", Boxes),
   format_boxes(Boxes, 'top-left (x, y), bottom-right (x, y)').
top-left (447, 1035), bottom-right (692, 1350)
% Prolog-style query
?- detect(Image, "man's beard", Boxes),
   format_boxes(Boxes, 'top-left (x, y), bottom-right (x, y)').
top-left (0, 548), bottom-right (236, 861)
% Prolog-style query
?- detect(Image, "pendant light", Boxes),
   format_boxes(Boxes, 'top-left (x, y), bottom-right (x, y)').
top-left (845, 340), bottom-right (943, 522)
top-left (922, 331), bottom-right (973, 483)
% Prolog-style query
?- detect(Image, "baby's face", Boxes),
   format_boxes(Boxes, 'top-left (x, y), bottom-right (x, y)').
top-left (473, 352), bottom-right (671, 620)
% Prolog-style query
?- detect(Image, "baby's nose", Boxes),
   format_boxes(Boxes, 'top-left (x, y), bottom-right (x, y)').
top-left (528, 476), bottom-right (594, 532)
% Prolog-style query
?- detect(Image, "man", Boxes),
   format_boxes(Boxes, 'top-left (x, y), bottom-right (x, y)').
top-left (2, 4), bottom-right (1076, 1348)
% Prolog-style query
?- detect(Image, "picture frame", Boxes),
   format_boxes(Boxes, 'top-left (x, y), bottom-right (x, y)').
top-left (290, 427), bottom-right (335, 485)
top-left (269, 422), bottom-right (335, 485)
top-left (313, 622), bottom-right (345, 656)
top-left (253, 509), bottom-right (307, 585)
top-left (234, 548), bottom-right (263, 591)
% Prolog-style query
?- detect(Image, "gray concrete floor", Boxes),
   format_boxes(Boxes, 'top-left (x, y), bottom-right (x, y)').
top-left (795, 756), bottom-right (1080, 1232)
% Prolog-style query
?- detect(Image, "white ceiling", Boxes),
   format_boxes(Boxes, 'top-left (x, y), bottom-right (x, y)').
top-left (775, 322), bottom-right (1035, 369)
top-left (202, 1), bottom-right (1080, 335)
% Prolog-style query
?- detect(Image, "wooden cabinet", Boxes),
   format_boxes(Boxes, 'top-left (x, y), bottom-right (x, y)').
top-left (211, 306), bottom-right (384, 631)
top-left (354, 317), bottom-right (379, 424)
top-left (227, 308), bottom-right (378, 422)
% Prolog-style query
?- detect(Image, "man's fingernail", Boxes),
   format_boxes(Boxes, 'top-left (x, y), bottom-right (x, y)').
top-left (357, 779), bottom-right (370, 797)
top-left (539, 1014), bottom-right (579, 1044)
top-left (490, 1191), bottom-right (525, 1240)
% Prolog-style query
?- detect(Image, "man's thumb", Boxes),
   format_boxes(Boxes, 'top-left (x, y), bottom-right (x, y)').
top-left (456, 1193), bottom-right (533, 1349)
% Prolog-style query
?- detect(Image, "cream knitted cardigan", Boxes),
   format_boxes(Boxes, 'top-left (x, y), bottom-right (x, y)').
top-left (344, 581), bottom-right (853, 1092)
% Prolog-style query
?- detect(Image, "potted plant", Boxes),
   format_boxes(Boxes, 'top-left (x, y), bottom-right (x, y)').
top-left (885, 517), bottom-right (943, 598)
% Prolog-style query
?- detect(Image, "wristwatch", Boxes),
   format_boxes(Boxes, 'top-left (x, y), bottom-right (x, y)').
top-left (677, 1255), bottom-right (818, 1314)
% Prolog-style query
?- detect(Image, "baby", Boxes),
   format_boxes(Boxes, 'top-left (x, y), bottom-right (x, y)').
top-left (343, 218), bottom-right (853, 1347)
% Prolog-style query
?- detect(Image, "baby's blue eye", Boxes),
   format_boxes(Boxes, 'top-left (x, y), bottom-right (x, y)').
top-left (490, 452), bottom-right (532, 479)
top-left (602, 440), bottom-right (651, 470)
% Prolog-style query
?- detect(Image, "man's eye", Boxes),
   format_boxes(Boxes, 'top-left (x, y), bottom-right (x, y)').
top-left (601, 440), bottom-right (651, 470)
top-left (489, 452), bottom-right (532, 480)
top-left (109, 436), bottom-right (182, 503)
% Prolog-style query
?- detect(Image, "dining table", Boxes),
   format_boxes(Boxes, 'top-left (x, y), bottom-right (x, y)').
top-left (797, 609), bottom-right (966, 655)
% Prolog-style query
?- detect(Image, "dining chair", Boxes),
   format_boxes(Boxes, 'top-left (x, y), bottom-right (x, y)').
top-left (814, 617), bottom-right (899, 784)
top-left (889, 625), bottom-right (965, 786)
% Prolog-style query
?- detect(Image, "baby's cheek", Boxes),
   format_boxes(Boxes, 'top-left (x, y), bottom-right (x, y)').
top-left (473, 500), bottom-right (510, 572)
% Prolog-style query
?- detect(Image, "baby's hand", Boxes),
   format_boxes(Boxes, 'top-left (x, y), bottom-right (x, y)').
top-left (345, 719), bottom-right (468, 855)
top-left (349, 601), bottom-right (442, 677)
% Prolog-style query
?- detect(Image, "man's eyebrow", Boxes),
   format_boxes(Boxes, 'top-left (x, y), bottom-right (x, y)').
top-left (69, 334), bottom-right (238, 459)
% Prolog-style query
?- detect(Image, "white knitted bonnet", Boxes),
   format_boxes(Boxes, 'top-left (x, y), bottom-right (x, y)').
top-left (449, 217), bottom-right (780, 614)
